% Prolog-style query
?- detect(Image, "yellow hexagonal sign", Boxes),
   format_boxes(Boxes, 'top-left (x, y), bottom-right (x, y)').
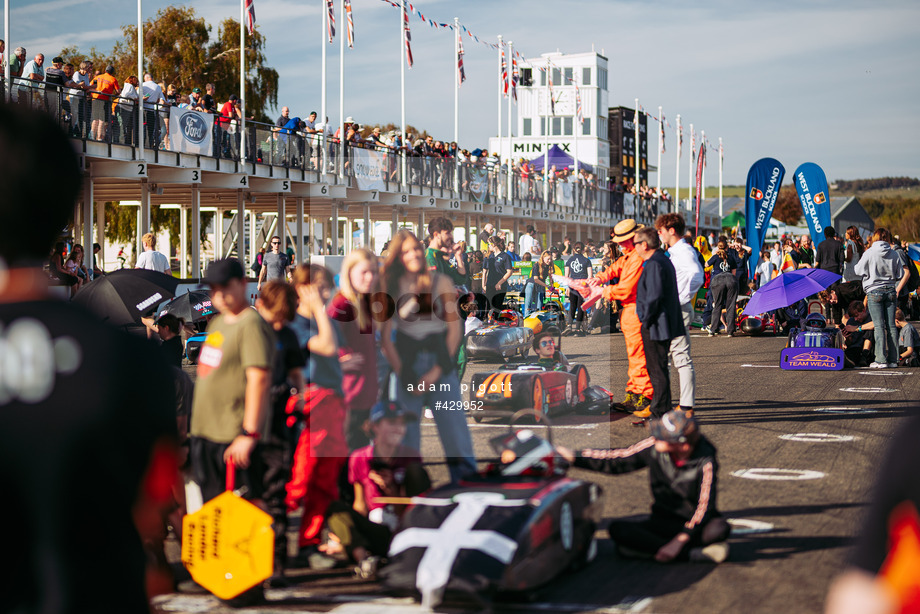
top-left (181, 491), bottom-right (275, 599)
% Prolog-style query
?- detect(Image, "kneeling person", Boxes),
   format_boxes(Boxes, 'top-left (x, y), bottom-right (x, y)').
top-left (560, 410), bottom-right (730, 563)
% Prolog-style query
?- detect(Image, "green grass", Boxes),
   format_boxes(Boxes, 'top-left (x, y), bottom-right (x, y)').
top-left (663, 186), bottom-right (746, 199)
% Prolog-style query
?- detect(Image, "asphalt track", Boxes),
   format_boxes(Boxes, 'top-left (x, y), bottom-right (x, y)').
top-left (156, 328), bottom-right (917, 614)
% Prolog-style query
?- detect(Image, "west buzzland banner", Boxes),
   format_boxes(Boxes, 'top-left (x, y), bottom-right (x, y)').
top-left (353, 147), bottom-right (387, 191)
top-left (745, 157), bottom-right (786, 277)
top-left (793, 162), bottom-right (831, 247)
top-left (168, 109), bottom-right (213, 155)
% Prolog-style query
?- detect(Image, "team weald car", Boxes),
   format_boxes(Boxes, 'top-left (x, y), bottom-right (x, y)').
top-left (381, 416), bottom-right (602, 609)
top-left (469, 356), bottom-right (613, 422)
top-left (465, 310), bottom-right (535, 361)
top-left (780, 313), bottom-right (845, 371)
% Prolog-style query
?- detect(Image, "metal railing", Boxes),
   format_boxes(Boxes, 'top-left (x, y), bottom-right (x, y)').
top-left (2, 77), bottom-right (680, 222)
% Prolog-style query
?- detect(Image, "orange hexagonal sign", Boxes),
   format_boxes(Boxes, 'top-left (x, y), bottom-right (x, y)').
top-left (181, 491), bottom-right (274, 599)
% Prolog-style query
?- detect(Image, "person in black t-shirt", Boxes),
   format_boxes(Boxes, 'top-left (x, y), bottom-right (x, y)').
top-left (482, 235), bottom-right (513, 313)
top-left (816, 227), bottom-right (846, 275)
top-left (156, 313), bottom-right (184, 368)
top-left (565, 242), bottom-right (593, 335)
top-left (705, 240), bottom-right (741, 336)
top-left (0, 104), bottom-right (178, 613)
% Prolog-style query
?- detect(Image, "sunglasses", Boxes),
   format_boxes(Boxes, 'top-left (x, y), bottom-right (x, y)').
top-left (539, 339), bottom-right (555, 347)
top-left (271, 241), bottom-right (280, 245)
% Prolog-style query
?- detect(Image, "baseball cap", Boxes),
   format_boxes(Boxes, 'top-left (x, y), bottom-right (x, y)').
top-left (649, 410), bottom-right (698, 444)
top-left (370, 399), bottom-right (417, 423)
top-left (192, 87), bottom-right (202, 94)
top-left (204, 258), bottom-right (245, 286)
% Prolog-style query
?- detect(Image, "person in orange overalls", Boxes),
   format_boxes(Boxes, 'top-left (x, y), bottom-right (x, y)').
top-left (588, 219), bottom-right (654, 415)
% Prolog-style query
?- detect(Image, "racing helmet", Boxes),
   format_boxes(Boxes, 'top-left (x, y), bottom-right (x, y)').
top-left (496, 309), bottom-right (520, 326)
top-left (803, 313), bottom-right (827, 331)
top-left (649, 410), bottom-right (699, 444)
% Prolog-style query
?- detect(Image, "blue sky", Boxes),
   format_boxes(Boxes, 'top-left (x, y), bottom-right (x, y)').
top-left (5, 0), bottom-right (919, 185)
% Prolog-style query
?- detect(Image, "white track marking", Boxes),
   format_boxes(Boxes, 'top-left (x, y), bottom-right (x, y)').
top-left (727, 518), bottom-right (776, 535)
top-left (779, 433), bottom-right (859, 443)
top-left (857, 371), bottom-right (912, 376)
top-left (731, 468), bottom-right (826, 480)
top-left (839, 387), bottom-right (899, 393)
top-left (813, 407), bottom-right (878, 414)
top-left (741, 364), bottom-right (780, 368)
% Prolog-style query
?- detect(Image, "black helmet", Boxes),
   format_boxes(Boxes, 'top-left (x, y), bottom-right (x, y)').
top-left (803, 313), bottom-right (827, 330)
top-left (649, 410), bottom-right (698, 444)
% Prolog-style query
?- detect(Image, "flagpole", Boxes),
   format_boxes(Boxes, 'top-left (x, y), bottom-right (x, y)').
top-left (543, 59), bottom-right (550, 208)
top-left (688, 123), bottom-right (694, 214)
top-left (454, 18), bottom-right (459, 197)
top-left (137, 0), bottom-right (144, 159)
top-left (506, 42), bottom-right (514, 203)
top-left (656, 105), bottom-right (662, 198)
top-left (701, 130), bottom-right (706, 200)
top-left (240, 0), bottom-right (246, 167)
top-left (634, 98), bottom-right (639, 190)
top-left (497, 35), bottom-right (502, 151)
top-left (321, 0), bottom-right (327, 174)
top-left (719, 137), bottom-right (723, 218)
top-left (675, 114), bottom-right (680, 214)
top-left (400, 0), bottom-right (406, 189)
top-left (339, 0), bottom-right (345, 181)
top-left (573, 83), bottom-right (579, 207)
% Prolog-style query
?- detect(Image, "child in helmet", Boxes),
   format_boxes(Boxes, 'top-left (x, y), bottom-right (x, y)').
top-left (558, 410), bottom-right (730, 563)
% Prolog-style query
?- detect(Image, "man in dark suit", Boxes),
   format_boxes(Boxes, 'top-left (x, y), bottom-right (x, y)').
top-left (634, 227), bottom-right (686, 419)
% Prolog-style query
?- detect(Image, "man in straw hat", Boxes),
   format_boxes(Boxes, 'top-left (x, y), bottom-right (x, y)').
top-left (588, 219), bottom-right (654, 415)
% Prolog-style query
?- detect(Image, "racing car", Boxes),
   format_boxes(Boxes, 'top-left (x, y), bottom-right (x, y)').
top-left (735, 295), bottom-right (778, 336)
top-left (465, 310), bottom-right (534, 361)
top-left (469, 354), bottom-right (612, 422)
top-left (381, 414), bottom-right (602, 609)
top-left (780, 313), bottom-right (845, 371)
top-left (185, 330), bottom-right (210, 364)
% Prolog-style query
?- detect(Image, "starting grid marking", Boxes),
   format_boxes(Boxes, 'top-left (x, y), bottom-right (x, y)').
top-left (779, 433), bottom-right (858, 443)
top-left (727, 518), bottom-right (776, 535)
top-left (731, 468), bottom-right (826, 481)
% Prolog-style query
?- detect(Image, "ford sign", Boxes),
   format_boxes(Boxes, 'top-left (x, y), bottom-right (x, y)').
top-left (180, 112), bottom-right (209, 145)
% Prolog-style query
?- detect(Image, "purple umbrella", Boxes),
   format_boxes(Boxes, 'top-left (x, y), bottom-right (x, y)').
top-left (743, 269), bottom-right (841, 315)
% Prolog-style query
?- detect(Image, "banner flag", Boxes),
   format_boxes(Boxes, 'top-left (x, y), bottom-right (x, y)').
top-left (511, 54), bottom-right (518, 102)
top-left (469, 168), bottom-right (490, 203)
top-left (500, 45), bottom-right (508, 97)
top-left (745, 157), bottom-right (786, 277)
top-left (168, 110), bottom-right (214, 156)
top-left (560, 182), bottom-right (574, 206)
top-left (574, 85), bottom-right (583, 125)
top-left (794, 162), bottom-right (832, 247)
top-left (660, 115), bottom-right (666, 154)
top-left (457, 28), bottom-right (466, 85)
top-left (694, 143), bottom-right (705, 235)
top-left (327, 0), bottom-right (336, 43)
top-left (403, 1), bottom-right (413, 67)
top-left (352, 148), bottom-right (387, 191)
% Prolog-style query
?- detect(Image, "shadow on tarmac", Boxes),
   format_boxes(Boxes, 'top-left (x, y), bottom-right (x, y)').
top-left (692, 398), bottom-right (916, 425)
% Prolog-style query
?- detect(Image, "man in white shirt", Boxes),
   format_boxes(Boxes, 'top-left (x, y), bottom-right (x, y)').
top-left (518, 225), bottom-right (537, 258)
top-left (135, 232), bottom-right (171, 274)
top-left (141, 74), bottom-right (165, 149)
top-left (656, 214), bottom-right (704, 416)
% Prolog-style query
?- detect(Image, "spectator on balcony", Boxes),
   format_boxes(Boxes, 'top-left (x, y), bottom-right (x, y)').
top-left (276, 106), bottom-right (291, 129)
top-left (165, 84), bottom-right (178, 106)
top-left (116, 75), bottom-right (140, 146)
top-left (61, 63), bottom-right (80, 133)
top-left (18, 52), bottom-right (44, 108)
top-left (44, 56), bottom-right (67, 121)
top-left (141, 74), bottom-right (165, 149)
top-left (219, 95), bottom-right (242, 158)
top-left (9, 46), bottom-right (25, 79)
top-left (0, 39), bottom-right (4, 70)
top-left (202, 83), bottom-right (218, 114)
top-left (89, 66), bottom-right (119, 142)
top-left (71, 60), bottom-right (92, 138)
top-left (188, 87), bottom-right (203, 111)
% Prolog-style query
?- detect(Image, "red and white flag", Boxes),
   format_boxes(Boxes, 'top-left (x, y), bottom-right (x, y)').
top-left (457, 29), bottom-right (466, 86)
top-left (511, 53), bottom-right (518, 102)
top-left (245, 0), bottom-right (256, 34)
top-left (403, 2), bottom-right (413, 68)
top-left (326, 0), bottom-right (336, 43)
top-left (575, 85), bottom-right (583, 125)
top-left (344, 0), bottom-right (354, 48)
top-left (660, 115), bottom-right (666, 154)
top-left (500, 44), bottom-right (508, 98)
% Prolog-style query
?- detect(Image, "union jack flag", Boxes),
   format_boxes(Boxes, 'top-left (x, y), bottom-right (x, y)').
top-left (500, 45), bottom-right (508, 98)
top-left (575, 85), bottom-right (583, 125)
top-left (327, 0), bottom-right (335, 43)
top-left (344, 0), bottom-right (354, 48)
top-left (245, 0), bottom-right (256, 34)
top-left (457, 28), bottom-right (466, 86)
top-left (511, 54), bottom-right (518, 102)
top-left (403, 1), bottom-right (413, 68)
top-left (548, 64), bottom-right (555, 116)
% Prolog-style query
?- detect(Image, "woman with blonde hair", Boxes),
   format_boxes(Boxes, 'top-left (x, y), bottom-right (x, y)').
top-left (329, 248), bottom-right (381, 450)
top-left (843, 226), bottom-right (866, 283)
top-left (380, 230), bottom-right (476, 482)
top-left (524, 250), bottom-right (554, 317)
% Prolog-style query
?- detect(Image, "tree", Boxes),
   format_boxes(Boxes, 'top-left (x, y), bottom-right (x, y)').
top-left (773, 186), bottom-right (802, 225)
top-left (101, 203), bottom-right (212, 260)
top-left (59, 6), bottom-right (279, 122)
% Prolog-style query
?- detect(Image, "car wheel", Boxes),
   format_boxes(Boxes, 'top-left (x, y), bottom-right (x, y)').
top-left (532, 378), bottom-right (545, 420)
top-left (472, 412), bottom-right (484, 423)
top-left (574, 366), bottom-right (589, 403)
